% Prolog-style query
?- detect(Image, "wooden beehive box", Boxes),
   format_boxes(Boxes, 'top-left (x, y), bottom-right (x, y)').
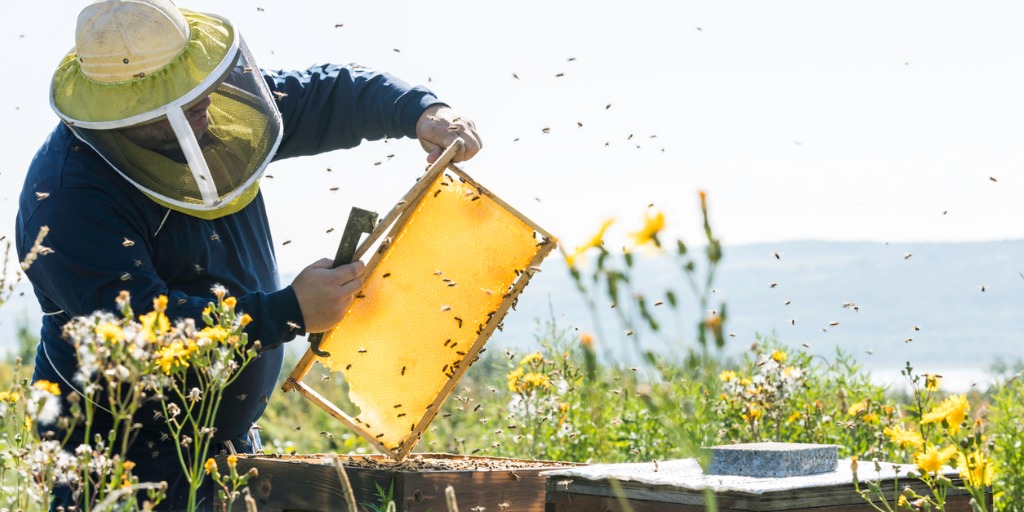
top-left (216, 453), bottom-right (578, 511)
top-left (543, 459), bottom-right (991, 512)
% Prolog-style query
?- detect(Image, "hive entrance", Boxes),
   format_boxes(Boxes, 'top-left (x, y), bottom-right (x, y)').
top-left (283, 139), bottom-right (555, 461)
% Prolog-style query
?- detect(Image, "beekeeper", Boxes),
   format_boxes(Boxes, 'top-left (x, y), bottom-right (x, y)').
top-left (16, 0), bottom-right (480, 509)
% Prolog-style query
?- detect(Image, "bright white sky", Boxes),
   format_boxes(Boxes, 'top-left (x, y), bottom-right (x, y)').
top-left (2, 1), bottom-right (1024, 277)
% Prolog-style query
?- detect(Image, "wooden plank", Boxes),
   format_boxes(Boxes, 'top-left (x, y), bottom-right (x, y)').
top-left (218, 455), bottom-right (575, 512)
top-left (545, 477), bottom-right (987, 512)
top-left (546, 489), bottom-right (982, 512)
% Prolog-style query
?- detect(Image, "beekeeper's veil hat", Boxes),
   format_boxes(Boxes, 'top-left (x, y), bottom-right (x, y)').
top-left (51, 0), bottom-right (283, 219)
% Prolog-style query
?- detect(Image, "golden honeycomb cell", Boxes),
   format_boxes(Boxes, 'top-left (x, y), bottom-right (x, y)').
top-left (312, 167), bottom-right (552, 457)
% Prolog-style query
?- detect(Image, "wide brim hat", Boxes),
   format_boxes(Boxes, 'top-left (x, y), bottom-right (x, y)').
top-left (52, 7), bottom-right (235, 126)
top-left (48, 1), bottom-right (283, 220)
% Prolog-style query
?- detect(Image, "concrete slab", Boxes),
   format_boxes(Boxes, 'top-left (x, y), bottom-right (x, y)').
top-left (707, 442), bottom-right (838, 477)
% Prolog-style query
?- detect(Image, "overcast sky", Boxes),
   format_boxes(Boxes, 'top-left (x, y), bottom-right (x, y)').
top-left (2, 0), bottom-right (1024, 277)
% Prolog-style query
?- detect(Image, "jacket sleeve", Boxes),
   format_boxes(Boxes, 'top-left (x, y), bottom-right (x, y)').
top-left (18, 185), bottom-right (303, 351)
top-left (265, 64), bottom-right (444, 160)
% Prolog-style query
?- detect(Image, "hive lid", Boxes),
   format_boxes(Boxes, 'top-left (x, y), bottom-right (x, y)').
top-left (282, 139), bottom-right (556, 461)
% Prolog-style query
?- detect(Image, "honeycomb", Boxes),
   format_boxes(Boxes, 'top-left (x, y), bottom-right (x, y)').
top-left (316, 170), bottom-right (546, 453)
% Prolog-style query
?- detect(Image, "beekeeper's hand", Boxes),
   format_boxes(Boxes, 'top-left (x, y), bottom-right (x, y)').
top-left (291, 259), bottom-right (365, 333)
top-left (416, 105), bottom-right (482, 163)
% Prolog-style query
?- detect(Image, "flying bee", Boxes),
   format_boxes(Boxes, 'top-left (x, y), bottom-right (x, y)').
top-left (35, 191), bottom-right (50, 201)
top-left (243, 66), bottom-right (253, 73)
top-left (654, 301), bottom-right (664, 306)
top-left (287, 321), bottom-right (301, 330)
top-left (282, 240), bottom-right (291, 245)
top-left (326, 228), bottom-right (334, 233)
top-left (358, 348), bottom-right (367, 353)
top-left (122, 237), bottom-right (135, 247)
top-left (542, 127), bottom-right (550, 134)
top-left (770, 282), bottom-right (778, 288)
top-left (272, 91), bottom-right (288, 101)
top-left (829, 321), bottom-right (839, 327)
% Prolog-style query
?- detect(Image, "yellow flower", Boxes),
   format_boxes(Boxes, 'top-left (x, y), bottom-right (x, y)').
top-left (921, 394), bottom-right (970, 435)
top-left (519, 352), bottom-right (544, 367)
top-left (566, 220), bottom-right (615, 266)
top-left (240, 314), bottom-right (253, 327)
top-left (924, 373), bottom-right (942, 392)
top-left (154, 340), bottom-right (195, 375)
top-left (95, 322), bottom-right (125, 344)
top-left (0, 391), bottom-right (20, 403)
top-left (32, 380), bottom-right (61, 396)
top-left (522, 372), bottom-right (551, 391)
top-left (787, 411), bottom-right (802, 423)
top-left (204, 458), bottom-right (218, 475)
top-left (506, 367), bottom-right (524, 393)
top-left (862, 413), bottom-right (879, 424)
top-left (884, 425), bottom-right (924, 449)
top-left (771, 350), bottom-right (787, 363)
top-left (227, 454), bottom-right (238, 470)
top-left (580, 332), bottom-right (594, 350)
top-left (898, 495), bottom-right (909, 507)
top-left (914, 444), bottom-right (957, 475)
top-left (123, 461), bottom-right (136, 472)
top-left (630, 210), bottom-right (665, 247)
top-left (200, 325), bottom-right (231, 344)
top-left (224, 296), bottom-right (237, 309)
top-left (153, 295), bottom-right (168, 313)
top-left (739, 377), bottom-right (752, 387)
top-left (847, 399), bottom-right (868, 416)
top-left (742, 405), bottom-right (763, 422)
top-left (957, 451), bottom-right (994, 487)
top-left (718, 370), bottom-right (737, 382)
top-left (139, 311), bottom-right (170, 341)
top-left (23, 416), bottom-right (31, 431)
top-left (581, 219), bottom-right (614, 252)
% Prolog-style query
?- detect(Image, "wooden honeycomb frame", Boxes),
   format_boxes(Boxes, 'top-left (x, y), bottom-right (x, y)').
top-left (282, 139), bottom-right (556, 461)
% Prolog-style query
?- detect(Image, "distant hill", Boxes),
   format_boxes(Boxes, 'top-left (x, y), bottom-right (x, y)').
top-left (4, 240), bottom-right (1021, 389)
top-left (490, 240), bottom-right (1024, 389)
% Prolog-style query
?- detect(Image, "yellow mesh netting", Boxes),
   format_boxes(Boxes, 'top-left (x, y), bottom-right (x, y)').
top-left (317, 170), bottom-right (542, 452)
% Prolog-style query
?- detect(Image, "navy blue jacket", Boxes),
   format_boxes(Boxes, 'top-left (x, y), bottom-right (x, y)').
top-left (16, 63), bottom-right (440, 508)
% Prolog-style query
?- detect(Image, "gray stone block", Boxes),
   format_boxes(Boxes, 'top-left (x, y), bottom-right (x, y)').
top-left (706, 442), bottom-right (838, 478)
